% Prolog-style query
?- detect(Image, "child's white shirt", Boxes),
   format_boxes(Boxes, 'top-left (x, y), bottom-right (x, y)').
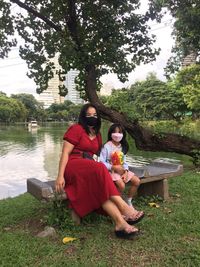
top-left (100, 141), bottom-right (129, 171)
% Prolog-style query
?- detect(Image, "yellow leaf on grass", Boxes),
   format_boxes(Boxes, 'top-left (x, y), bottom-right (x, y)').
top-left (63, 237), bottom-right (77, 244)
top-left (148, 202), bottom-right (160, 208)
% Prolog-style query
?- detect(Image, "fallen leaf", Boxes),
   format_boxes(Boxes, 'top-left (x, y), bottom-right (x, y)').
top-left (148, 202), bottom-right (160, 208)
top-left (147, 213), bottom-right (154, 217)
top-left (164, 207), bottom-right (172, 213)
top-left (3, 227), bottom-right (11, 231)
top-left (63, 237), bottom-right (77, 244)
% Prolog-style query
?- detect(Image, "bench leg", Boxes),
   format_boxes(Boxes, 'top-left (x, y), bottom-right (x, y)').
top-left (138, 179), bottom-right (169, 200)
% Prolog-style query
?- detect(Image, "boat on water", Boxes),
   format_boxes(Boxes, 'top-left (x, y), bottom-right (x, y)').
top-left (28, 120), bottom-right (38, 128)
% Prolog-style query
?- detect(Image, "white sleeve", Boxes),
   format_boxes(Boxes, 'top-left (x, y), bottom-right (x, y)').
top-left (122, 155), bottom-right (129, 170)
top-left (100, 145), bottom-right (112, 171)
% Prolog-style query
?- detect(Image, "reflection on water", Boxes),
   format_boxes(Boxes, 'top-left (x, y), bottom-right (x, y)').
top-left (0, 124), bottom-right (66, 199)
top-left (0, 123), bottom-right (194, 200)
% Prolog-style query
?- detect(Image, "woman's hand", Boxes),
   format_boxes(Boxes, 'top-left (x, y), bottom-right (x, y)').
top-left (55, 176), bottom-right (65, 193)
top-left (112, 165), bottom-right (124, 175)
top-left (55, 141), bottom-right (74, 193)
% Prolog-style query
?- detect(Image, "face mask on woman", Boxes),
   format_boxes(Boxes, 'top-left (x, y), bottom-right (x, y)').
top-left (85, 116), bottom-right (98, 127)
top-left (111, 133), bottom-right (123, 142)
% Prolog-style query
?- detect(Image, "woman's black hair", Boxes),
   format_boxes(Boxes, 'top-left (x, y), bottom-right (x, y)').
top-left (78, 103), bottom-right (101, 134)
top-left (107, 123), bottom-right (129, 154)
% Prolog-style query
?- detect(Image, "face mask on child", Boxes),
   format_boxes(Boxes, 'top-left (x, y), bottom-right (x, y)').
top-left (111, 133), bottom-right (123, 142)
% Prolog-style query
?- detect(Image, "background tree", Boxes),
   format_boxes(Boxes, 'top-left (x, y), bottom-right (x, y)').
top-left (67, 104), bottom-right (82, 121)
top-left (149, 0), bottom-right (200, 76)
top-left (129, 73), bottom-right (188, 121)
top-left (46, 100), bottom-right (74, 121)
top-left (106, 88), bottom-right (138, 120)
top-left (0, 95), bottom-right (27, 122)
top-left (11, 93), bottom-right (44, 121)
top-left (0, 91), bottom-right (7, 96)
top-left (0, 0), bottom-right (199, 159)
top-left (105, 73), bottom-right (189, 121)
top-left (173, 64), bottom-right (200, 115)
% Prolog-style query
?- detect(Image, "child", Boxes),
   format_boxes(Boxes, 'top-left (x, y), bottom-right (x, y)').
top-left (100, 123), bottom-right (140, 207)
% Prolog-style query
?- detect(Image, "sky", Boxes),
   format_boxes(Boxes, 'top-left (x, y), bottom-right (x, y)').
top-left (0, 1), bottom-right (174, 97)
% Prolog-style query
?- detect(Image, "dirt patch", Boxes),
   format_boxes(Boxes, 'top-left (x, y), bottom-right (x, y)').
top-left (3, 217), bottom-right (46, 236)
top-left (180, 235), bottom-right (200, 243)
top-left (63, 244), bottom-right (78, 255)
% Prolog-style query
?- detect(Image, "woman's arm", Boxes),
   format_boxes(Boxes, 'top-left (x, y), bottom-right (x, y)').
top-left (55, 141), bottom-right (74, 192)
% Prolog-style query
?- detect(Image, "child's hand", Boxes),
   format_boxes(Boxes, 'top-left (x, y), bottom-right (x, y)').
top-left (121, 171), bottom-right (128, 183)
top-left (112, 165), bottom-right (124, 175)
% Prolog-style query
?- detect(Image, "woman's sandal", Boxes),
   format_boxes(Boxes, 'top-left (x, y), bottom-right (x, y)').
top-left (115, 228), bottom-right (139, 239)
top-left (125, 211), bottom-right (145, 225)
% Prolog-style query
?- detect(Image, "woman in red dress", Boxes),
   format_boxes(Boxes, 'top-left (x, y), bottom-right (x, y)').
top-left (55, 103), bottom-right (144, 239)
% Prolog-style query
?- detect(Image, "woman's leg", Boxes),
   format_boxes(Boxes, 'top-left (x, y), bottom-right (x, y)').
top-left (101, 199), bottom-right (138, 233)
top-left (115, 179), bottom-right (125, 193)
top-left (109, 195), bottom-right (144, 224)
top-left (110, 195), bottom-right (138, 216)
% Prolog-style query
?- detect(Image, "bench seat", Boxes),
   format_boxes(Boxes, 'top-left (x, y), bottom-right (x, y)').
top-left (27, 160), bottom-right (183, 202)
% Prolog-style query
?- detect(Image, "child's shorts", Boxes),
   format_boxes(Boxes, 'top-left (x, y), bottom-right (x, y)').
top-left (110, 170), bottom-right (135, 183)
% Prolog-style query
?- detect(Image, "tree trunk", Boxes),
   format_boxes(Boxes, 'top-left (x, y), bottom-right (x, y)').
top-left (85, 65), bottom-right (200, 159)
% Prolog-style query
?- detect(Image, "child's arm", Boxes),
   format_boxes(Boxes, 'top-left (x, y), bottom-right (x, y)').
top-left (122, 154), bottom-right (129, 171)
top-left (99, 146), bottom-right (112, 171)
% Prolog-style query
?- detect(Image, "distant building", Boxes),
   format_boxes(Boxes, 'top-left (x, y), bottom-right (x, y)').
top-left (65, 70), bottom-right (84, 104)
top-left (38, 55), bottom-right (65, 108)
top-left (37, 91), bottom-right (55, 109)
top-left (182, 51), bottom-right (198, 67)
top-left (100, 82), bottom-right (113, 96)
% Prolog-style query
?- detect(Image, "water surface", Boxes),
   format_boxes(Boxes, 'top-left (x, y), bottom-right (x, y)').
top-left (0, 123), bottom-right (193, 199)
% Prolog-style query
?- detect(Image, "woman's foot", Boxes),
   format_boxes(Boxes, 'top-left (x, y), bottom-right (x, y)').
top-left (124, 211), bottom-right (145, 225)
top-left (122, 203), bottom-right (140, 217)
top-left (115, 224), bottom-right (139, 239)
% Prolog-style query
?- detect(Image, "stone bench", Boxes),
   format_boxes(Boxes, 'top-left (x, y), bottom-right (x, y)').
top-left (27, 160), bottom-right (183, 223)
top-left (129, 160), bottom-right (183, 200)
top-left (27, 160), bottom-right (183, 202)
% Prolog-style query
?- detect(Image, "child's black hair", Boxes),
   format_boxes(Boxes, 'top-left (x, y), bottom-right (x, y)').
top-left (107, 123), bottom-right (129, 154)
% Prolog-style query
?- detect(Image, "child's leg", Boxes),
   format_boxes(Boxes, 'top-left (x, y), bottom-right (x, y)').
top-left (115, 179), bottom-right (125, 194)
top-left (127, 175), bottom-right (140, 199)
top-left (110, 172), bottom-right (125, 194)
top-left (126, 174), bottom-right (140, 206)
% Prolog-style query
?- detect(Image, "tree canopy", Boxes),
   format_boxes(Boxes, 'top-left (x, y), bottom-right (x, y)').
top-left (149, 0), bottom-right (200, 75)
top-left (0, 0), bottom-right (159, 95)
top-left (173, 64), bottom-right (200, 112)
top-left (11, 93), bottom-right (44, 120)
top-left (0, 0), bottom-right (199, 159)
top-left (0, 95), bottom-right (27, 122)
top-left (105, 73), bottom-right (190, 121)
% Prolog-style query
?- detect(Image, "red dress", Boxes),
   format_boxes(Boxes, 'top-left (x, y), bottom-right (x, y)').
top-left (63, 124), bottom-right (120, 217)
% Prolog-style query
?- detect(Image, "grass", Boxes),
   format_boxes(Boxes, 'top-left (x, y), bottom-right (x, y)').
top-left (0, 170), bottom-right (200, 267)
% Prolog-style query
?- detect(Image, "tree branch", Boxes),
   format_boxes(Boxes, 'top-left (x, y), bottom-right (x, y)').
top-left (84, 65), bottom-right (200, 158)
top-left (65, 0), bottom-right (82, 51)
top-left (10, 0), bottom-right (62, 32)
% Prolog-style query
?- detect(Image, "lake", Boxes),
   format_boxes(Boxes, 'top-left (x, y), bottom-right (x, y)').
top-left (0, 122), bottom-right (194, 200)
